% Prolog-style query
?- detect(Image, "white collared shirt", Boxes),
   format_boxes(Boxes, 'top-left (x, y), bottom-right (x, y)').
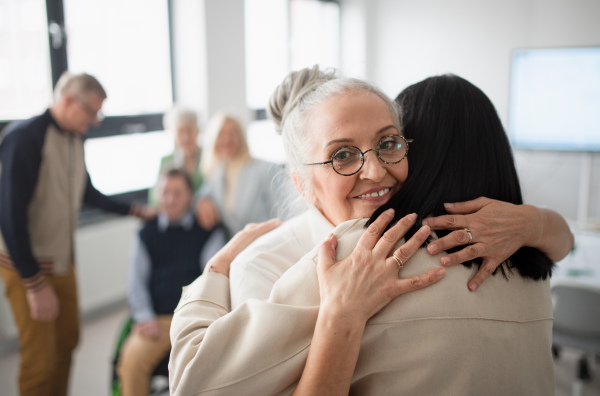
top-left (229, 206), bottom-right (334, 309)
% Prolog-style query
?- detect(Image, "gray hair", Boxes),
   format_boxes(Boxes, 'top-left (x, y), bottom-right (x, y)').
top-left (163, 106), bottom-right (199, 132)
top-left (53, 71), bottom-right (106, 102)
top-left (267, 65), bottom-right (402, 206)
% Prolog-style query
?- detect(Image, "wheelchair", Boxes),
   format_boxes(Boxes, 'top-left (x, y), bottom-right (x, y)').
top-left (111, 317), bottom-right (170, 396)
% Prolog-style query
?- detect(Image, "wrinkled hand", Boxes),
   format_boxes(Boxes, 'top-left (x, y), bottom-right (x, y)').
top-left (206, 218), bottom-right (283, 276)
top-left (135, 320), bottom-right (162, 341)
top-left (26, 283), bottom-right (59, 321)
top-left (317, 210), bottom-right (445, 325)
top-left (422, 197), bottom-right (541, 291)
top-left (196, 198), bottom-right (220, 230)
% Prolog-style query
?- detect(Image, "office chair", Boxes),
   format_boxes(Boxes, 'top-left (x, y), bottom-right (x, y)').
top-left (551, 283), bottom-right (600, 396)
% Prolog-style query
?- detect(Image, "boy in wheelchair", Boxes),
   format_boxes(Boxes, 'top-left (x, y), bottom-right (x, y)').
top-left (115, 168), bottom-right (225, 396)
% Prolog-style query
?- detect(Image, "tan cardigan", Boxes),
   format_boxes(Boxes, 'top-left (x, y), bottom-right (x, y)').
top-left (169, 218), bottom-right (554, 395)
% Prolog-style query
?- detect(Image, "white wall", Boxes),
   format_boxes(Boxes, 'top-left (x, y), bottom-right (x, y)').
top-left (343, 0), bottom-right (600, 221)
top-left (171, 0), bottom-right (250, 125)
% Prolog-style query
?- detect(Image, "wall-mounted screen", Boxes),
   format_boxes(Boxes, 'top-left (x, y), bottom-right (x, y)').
top-left (509, 47), bottom-right (600, 151)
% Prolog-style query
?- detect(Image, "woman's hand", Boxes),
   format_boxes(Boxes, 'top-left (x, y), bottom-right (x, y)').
top-left (205, 218), bottom-right (282, 276)
top-left (196, 198), bottom-right (221, 230)
top-left (422, 197), bottom-right (574, 291)
top-left (317, 209), bottom-right (445, 325)
top-left (293, 210), bottom-right (444, 396)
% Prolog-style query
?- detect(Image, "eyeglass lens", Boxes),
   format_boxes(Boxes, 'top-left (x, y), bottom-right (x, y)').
top-left (332, 135), bottom-right (407, 175)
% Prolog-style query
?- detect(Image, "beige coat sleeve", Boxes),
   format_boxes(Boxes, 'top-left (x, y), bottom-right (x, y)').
top-left (169, 263), bottom-right (321, 395)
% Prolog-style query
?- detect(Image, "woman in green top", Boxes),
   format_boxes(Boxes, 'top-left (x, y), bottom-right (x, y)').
top-left (149, 106), bottom-right (203, 205)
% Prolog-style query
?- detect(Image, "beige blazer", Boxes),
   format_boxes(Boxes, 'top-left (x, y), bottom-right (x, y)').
top-left (170, 218), bottom-right (554, 395)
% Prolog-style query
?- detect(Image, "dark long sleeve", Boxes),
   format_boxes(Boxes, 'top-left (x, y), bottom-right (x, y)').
top-left (0, 121), bottom-right (46, 280)
top-left (83, 174), bottom-right (132, 215)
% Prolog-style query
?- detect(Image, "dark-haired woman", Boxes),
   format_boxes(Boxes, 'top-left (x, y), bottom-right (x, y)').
top-left (293, 74), bottom-right (559, 395)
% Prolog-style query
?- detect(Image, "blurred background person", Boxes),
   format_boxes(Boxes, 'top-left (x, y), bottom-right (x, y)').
top-left (196, 111), bottom-right (282, 238)
top-left (117, 168), bottom-right (225, 396)
top-left (0, 71), bottom-right (154, 396)
top-left (148, 106), bottom-right (203, 206)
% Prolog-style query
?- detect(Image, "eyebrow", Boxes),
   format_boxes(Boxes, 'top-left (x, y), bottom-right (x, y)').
top-left (324, 124), bottom-right (398, 148)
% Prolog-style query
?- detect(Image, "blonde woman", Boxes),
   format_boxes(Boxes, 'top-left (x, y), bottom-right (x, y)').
top-left (196, 112), bottom-right (281, 237)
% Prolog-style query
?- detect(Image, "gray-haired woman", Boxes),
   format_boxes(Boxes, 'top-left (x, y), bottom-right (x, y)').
top-left (169, 66), bottom-right (572, 395)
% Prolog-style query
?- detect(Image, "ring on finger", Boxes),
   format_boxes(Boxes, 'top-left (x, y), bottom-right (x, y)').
top-left (392, 254), bottom-right (404, 270)
top-left (464, 227), bottom-right (473, 244)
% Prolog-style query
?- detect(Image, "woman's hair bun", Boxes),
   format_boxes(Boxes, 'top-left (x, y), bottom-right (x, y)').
top-left (267, 65), bottom-right (337, 135)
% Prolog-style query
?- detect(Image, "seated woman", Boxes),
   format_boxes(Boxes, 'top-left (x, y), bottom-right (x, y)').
top-left (195, 112), bottom-right (282, 237)
top-left (169, 69), bottom-right (573, 395)
top-left (148, 106), bottom-right (203, 206)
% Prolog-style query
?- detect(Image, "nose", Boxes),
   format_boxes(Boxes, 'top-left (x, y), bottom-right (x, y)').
top-left (359, 151), bottom-right (386, 181)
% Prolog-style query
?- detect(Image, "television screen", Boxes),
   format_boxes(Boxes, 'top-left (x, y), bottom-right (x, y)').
top-left (508, 47), bottom-right (600, 151)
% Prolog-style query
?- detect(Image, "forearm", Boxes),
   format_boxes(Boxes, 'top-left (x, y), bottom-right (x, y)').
top-left (170, 271), bottom-right (317, 395)
top-left (293, 308), bottom-right (364, 396)
top-left (528, 206), bottom-right (574, 262)
top-left (83, 175), bottom-right (131, 215)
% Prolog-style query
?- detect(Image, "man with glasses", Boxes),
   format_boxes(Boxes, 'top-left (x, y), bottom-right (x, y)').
top-left (0, 71), bottom-right (154, 396)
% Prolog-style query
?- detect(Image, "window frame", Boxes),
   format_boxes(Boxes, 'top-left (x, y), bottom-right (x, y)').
top-left (0, 0), bottom-right (177, 221)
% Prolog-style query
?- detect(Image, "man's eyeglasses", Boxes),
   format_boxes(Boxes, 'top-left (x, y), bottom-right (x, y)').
top-left (75, 96), bottom-right (104, 122)
top-left (304, 134), bottom-right (412, 176)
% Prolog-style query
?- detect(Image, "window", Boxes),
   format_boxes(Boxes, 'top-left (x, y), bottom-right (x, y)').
top-left (63, 0), bottom-right (172, 117)
top-left (244, 0), bottom-right (340, 163)
top-left (0, 0), bottom-right (53, 121)
top-left (0, 0), bottom-right (175, 204)
top-left (62, 0), bottom-right (174, 199)
top-left (245, 0), bottom-right (340, 113)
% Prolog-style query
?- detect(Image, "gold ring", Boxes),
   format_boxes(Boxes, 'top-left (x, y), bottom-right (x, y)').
top-left (464, 228), bottom-right (473, 243)
top-left (392, 254), bottom-right (404, 270)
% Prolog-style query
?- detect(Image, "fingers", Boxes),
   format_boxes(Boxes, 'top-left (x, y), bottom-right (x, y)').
top-left (317, 234), bottom-right (338, 272)
top-left (372, 213), bottom-right (419, 257)
top-left (467, 258), bottom-right (500, 292)
top-left (395, 268), bottom-right (445, 296)
top-left (241, 218), bottom-right (282, 240)
top-left (421, 213), bottom-right (469, 231)
top-left (388, 225), bottom-right (430, 267)
top-left (357, 209), bottom-right (396, 251)
top-left (442, 197), bottom-right (489, 214)
top-left (422, 198), bottom-right (490, 230)
top-left (198, 199), bottom-right (219, 229)
top-left (426, 228), bottom-right (474, 256)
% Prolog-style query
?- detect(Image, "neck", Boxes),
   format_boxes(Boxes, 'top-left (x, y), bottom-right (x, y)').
top-left (49, 105), bottom-right (76, 135)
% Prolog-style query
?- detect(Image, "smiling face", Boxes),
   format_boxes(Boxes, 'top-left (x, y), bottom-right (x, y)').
top-left (158, 174), bottom-right (193, 222)
top-left (304, 89), bottom-right (408, 226)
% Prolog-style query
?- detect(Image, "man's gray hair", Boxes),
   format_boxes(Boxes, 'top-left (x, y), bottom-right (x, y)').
top-left (53, 71), bottom-right (107, 102)
top-left (163, 106), bottom-right (199, 132)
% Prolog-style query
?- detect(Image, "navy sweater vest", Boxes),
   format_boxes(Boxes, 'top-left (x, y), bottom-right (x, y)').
top-left (139, 218), bottom-right (213, 315)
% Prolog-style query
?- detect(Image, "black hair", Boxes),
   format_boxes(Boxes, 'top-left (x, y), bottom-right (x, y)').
top-left (161, 167), bottom-right (194, 193)
top-left (369, 74), bottom-right (553, 280)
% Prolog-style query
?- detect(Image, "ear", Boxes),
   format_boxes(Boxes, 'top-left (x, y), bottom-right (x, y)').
top-left (291, 170), bottom-right (304, 197)
top-left (291, 170), bottom-right (318, 206)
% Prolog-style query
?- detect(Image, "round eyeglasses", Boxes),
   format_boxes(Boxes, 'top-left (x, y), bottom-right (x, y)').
top-left (304, 134), bottom-right (412, 176)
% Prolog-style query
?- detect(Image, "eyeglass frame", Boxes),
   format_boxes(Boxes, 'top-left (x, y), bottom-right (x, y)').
top-left (304, 134), bottom-right (413, 176)
top-left (74, 95), bottom-right (105, 122)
